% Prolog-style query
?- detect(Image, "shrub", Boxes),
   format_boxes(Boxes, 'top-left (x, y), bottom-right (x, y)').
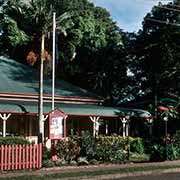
top-left (50, 135), bottom-right (145, 164)
top-left (66, 138), bottom-right (81, 162)
top-left (169, 130), bottom-right (180, 159)
top-left (166, 144), bottom-right (178, 161)
top-left (77, 157), bottom-right (89, 166)
top-left (110, 149), bottom-right (126, 163)
top-left (42, 146), bottom-right (52, 161)
top-left (56, 139), bottom-right (68, 160)
top-left (95, 135), bottom-right (127, 162)
top-left (150, 144), bottom-right (165, 162)
top-left (42, 159), bottom-right (54, 167)
top-left (56, 138), bottom-right (80, 163)
top-left (173, 130), bottom-right (180, 147)
top-left (130, 138), bottom-right (144, 154)
top-left (0, 136), bottom-right (30, 145)
top-left (80, 131), bottom-right (96, 160)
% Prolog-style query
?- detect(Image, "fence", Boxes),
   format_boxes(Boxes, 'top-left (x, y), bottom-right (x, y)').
top-left (0, 143), bottom-right (42, 170)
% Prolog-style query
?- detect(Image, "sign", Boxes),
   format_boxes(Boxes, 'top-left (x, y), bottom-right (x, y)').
top-left (49, 109), bottom-right (67, 139)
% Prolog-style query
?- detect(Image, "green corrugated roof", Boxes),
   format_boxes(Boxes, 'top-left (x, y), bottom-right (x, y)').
top-left (0, 57), bottom-right (152, 118)
top-left (0, 100), bottom-right (152, 118)
top-left (0, 101), bottom-right (25, 113)
top-left (0, 57), bottom-right (100, 99)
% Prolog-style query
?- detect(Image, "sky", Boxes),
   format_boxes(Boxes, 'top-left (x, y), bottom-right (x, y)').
top-left (90, 0), bottom-right (172, 32)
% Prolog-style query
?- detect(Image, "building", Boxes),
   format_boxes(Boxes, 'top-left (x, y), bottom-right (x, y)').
top-left (0, 57), bottom-right (151, 143)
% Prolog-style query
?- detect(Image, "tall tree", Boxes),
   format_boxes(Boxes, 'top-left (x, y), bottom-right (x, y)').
top-left (52, 1), bottom-right (127, 104)
top-left (128, 1), bottom-right (180, 102)
top-left (1, 0), bottom-right (127, 105)
top-left (1, 0), bottom-right (74, 141)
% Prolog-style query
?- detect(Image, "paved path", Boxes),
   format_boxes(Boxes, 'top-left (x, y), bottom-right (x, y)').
top-left (1, 160), bottom-right (180, 179)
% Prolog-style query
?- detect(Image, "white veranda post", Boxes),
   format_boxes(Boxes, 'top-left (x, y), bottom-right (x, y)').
top-left (121, 117), bottom-right (127, 138)
top-left (90, 116), bottom-right (100, 137)
top-left (0, 113), bottom-right (11, 137)
top-left (42, 114), bottom-right (49, 142)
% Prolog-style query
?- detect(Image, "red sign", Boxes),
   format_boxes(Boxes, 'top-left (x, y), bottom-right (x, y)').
top-left (49, 109), bottom-right (67, 139)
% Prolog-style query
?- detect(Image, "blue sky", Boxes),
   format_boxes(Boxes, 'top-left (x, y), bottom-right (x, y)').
top-left (90, 0), bottom-right (172, 32)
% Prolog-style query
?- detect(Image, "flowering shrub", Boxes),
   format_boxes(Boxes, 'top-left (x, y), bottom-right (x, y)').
top-left (42, 134), bottom-right (146, 166)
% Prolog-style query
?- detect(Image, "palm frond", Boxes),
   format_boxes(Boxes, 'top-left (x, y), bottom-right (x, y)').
top-left (56, 19), bottom-right (74, 34)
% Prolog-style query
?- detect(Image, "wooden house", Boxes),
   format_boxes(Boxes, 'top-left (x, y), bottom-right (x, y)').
top-left (0, 57), bottom-right (151, 143)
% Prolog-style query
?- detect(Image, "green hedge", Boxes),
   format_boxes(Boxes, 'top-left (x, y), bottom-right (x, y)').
top-left (0, 137), bottom-right (30, 145)
top-left (95, 135), bottom-right (127, 162)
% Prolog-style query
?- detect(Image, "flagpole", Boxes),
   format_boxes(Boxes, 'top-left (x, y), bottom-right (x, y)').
top-left (52, 12), bottom-right (56, 111)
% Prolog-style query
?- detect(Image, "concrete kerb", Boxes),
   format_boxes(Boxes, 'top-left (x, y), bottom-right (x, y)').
top-left (51, 168), bottom-right (180, 180)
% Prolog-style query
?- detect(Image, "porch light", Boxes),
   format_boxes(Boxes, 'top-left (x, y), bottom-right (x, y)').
top-left (163, 116), bottom-right (168, 121)
top-left (147, 117), bottom-right (153, 124)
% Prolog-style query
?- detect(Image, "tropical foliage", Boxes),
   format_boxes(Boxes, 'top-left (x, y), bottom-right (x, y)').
top-left (126, 1), bottom-right (180, 102)
top-left (0, 0), bottom-right (127, 104)
top-left (1, 0), bottom-right (180, 109)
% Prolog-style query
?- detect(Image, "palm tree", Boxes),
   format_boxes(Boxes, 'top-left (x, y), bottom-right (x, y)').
top-left (27, 0), bottom-right (74, 142)
top-left (2, 0), bottom-right (74, 142)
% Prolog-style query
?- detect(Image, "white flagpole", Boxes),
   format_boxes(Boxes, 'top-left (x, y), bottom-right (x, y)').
top-left (52, 12), bottom-right (56, 111)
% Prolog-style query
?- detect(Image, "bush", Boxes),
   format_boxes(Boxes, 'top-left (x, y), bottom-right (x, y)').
top-left (110, 149), bottom-right (126, 163)
top-left (95, 135), bottom-right (127, 162)
top-left (130, 138), bottom-right (144, 154)
top-left (49, 135), bottom-right (145, 165)
top-left (169, 130), bottom-right (180, 159)
top-left (77, 157), bottom-right (89, 166)
top-left (56, 138), bottom-right (80, 163)
top-left (80, 131), bottom-right (96, 160)
top-left (0, 136), bottom-right (30, 145)
top-left (150, 144), bottom-right (165, 162)
top-left (42, 159), bottom-right (54, 167)
top-left (42, 146), bottom-right (52, 161)
top-left (166, 144), bottom-right (178, 160)
top-left (173, 130), bottom-right (180, 147)
top-left (56, 139), bottom-right (68, 160)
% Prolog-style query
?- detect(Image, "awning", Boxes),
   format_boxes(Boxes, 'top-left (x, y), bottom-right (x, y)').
top-left (0, 100), bottom-right (151, 118)
top-left (54, 104), bottom-right (152, 118)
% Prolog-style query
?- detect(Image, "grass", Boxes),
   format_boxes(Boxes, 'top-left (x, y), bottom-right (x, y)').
top-left (1, 164), bottom-right (180, 180)
top-left (129, 153), bottom-right (150, 162)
